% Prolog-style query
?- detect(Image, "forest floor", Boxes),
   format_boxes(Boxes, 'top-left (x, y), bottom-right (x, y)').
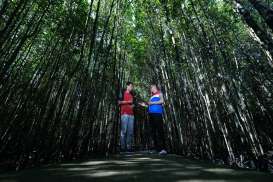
top-left (0, 152), bottom-right (273, 182)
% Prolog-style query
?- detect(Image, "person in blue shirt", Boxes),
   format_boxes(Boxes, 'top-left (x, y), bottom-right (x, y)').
top-left (140, 84), bottom-right (167, 155)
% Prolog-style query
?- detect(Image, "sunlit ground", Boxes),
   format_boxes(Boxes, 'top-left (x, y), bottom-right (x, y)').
top-left (0, 153), bottom-right (272, 182)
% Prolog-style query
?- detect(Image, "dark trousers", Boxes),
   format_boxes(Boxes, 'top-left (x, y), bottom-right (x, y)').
top-left (149, 113), bottom-right (166, 151)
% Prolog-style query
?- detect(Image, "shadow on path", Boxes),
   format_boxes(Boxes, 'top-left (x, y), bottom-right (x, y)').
top-left (1, 153), bottom-right (273, 182)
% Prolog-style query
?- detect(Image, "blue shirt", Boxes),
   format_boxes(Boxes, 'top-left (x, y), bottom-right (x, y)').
top-left (148, 93), bottom-right (163, 114)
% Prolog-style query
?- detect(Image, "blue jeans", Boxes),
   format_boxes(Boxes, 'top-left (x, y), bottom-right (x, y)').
top-left (120, 114), bottom-right (134, 150)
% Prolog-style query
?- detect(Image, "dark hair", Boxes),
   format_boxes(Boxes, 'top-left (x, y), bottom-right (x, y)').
top-left (126, 81), bottom-right (133, 86)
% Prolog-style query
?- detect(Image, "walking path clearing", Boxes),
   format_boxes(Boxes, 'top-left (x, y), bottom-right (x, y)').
top-left (1, 153), bottom-right (273, 182)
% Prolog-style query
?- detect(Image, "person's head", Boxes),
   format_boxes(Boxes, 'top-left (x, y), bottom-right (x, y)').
top-left (126, 81), bottom-right (133, 92)
top-left (150, 84), bottom-right (159, 94)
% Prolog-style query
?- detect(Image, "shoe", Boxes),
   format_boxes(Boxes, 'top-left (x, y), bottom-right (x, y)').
top-left (159, 149), bottom-right (167, 155)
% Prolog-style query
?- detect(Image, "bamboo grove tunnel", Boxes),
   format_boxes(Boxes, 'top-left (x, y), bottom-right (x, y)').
top-left (1, 0), bottom-right (273, 177)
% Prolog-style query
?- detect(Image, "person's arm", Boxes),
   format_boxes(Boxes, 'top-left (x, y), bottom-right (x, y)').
top-left (118, 93), bottom-right (133, 105)
top-left (148, 93), bottom-right (164, 105)
top-left (139, 102), bottom-right (148, 107)
top-left (119, 100), bottom-right (133, 105)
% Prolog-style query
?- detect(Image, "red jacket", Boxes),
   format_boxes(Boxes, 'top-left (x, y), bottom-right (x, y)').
top-left (120, 91), bottom-right (134, 115)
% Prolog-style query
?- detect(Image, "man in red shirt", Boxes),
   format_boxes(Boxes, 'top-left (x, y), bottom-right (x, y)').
top-left (118, 82), bottom-right (134, 152)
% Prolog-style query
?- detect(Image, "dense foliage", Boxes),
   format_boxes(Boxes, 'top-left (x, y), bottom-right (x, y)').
top-left (0, 0), bottom-right (273, 170)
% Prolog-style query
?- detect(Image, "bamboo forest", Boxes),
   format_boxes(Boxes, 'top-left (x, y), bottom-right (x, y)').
top-left (1, 0), bottom-right (273, 181)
